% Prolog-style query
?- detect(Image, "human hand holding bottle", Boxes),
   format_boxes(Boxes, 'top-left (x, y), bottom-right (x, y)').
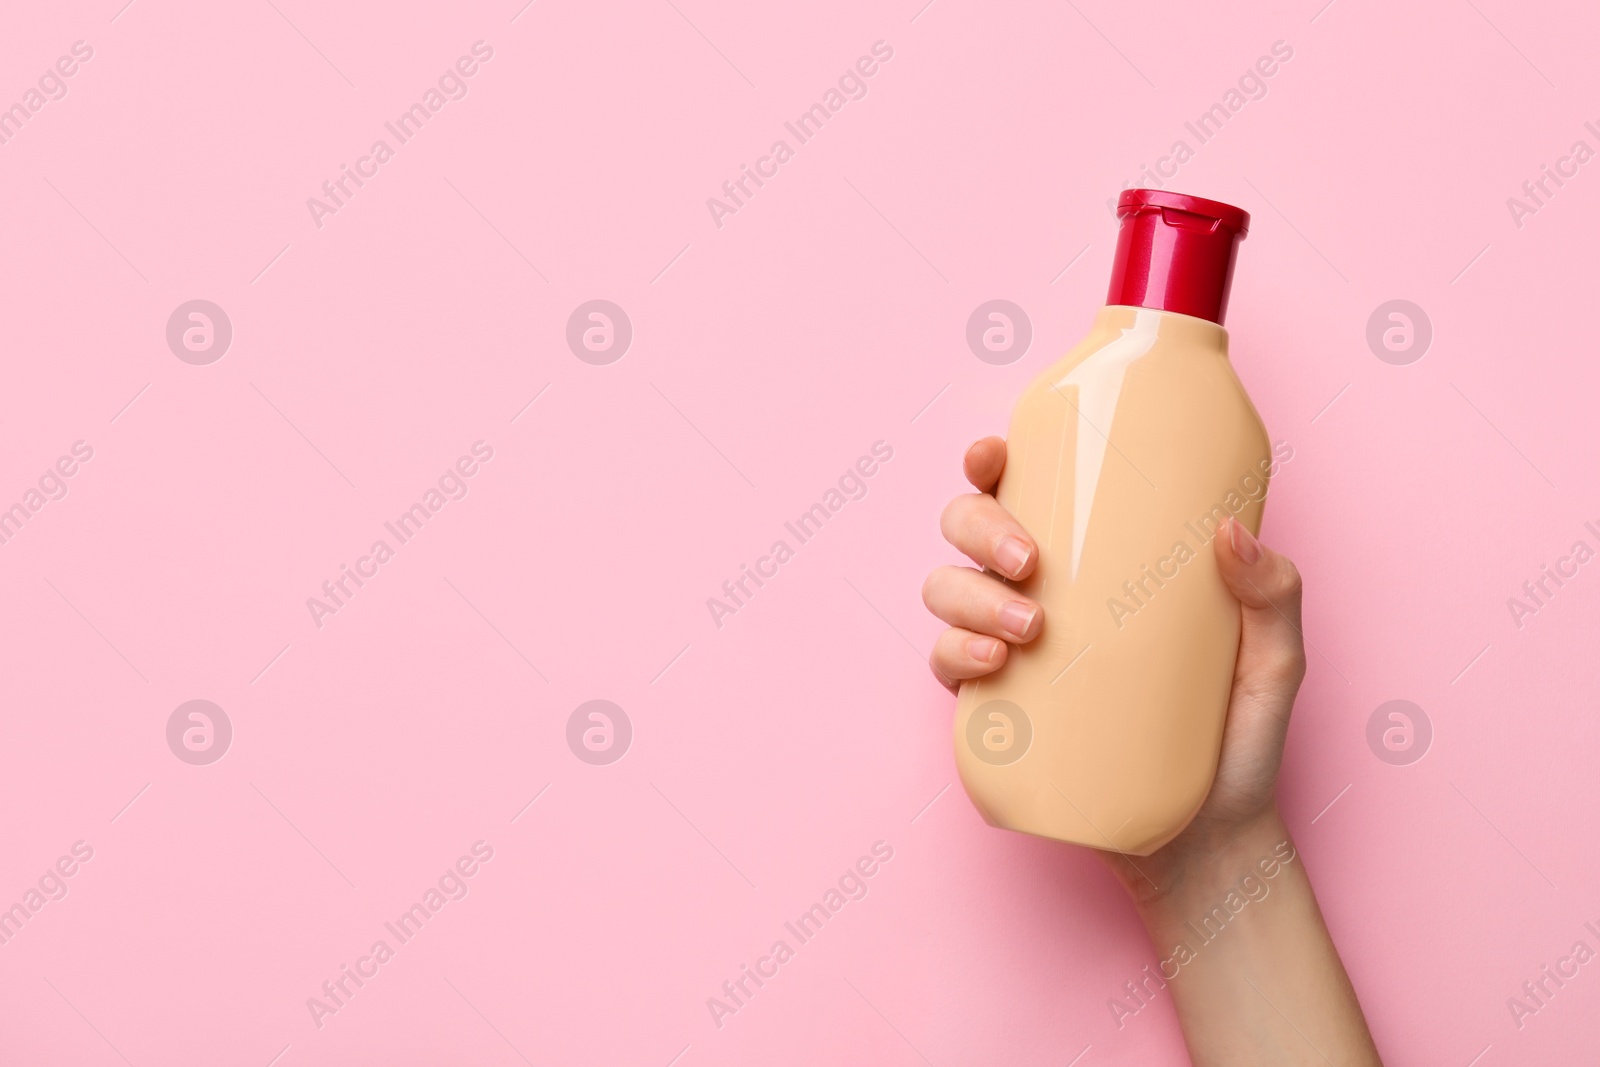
top-left (924, 436), bottom-right (1383, 1066)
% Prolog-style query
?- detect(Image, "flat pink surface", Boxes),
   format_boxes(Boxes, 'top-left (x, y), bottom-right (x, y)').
top-left (2, 1), bottom-right (1596, 1063)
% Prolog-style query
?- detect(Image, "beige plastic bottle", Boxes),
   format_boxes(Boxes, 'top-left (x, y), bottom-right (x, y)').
top-left (954, 189), bottom-right (1280, 856)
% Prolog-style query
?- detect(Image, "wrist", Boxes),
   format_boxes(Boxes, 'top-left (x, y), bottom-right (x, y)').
top-left (1122, 807), bottom-right (1294, 918)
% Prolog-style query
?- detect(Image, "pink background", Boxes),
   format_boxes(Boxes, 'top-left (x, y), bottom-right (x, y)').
top-left (2, 0), bottom-right (1596, 1063)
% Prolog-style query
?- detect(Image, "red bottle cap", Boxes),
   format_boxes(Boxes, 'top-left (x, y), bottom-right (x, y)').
top-left (1106, 189), bottom-right (1250, 325)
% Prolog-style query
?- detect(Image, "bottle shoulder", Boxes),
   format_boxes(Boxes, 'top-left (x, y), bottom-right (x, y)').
top-left (1011, 313), bottom-right (1269, 453)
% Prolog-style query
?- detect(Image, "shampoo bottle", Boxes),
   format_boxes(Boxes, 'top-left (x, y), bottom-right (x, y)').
top-left (954, 189), bottom-right (1279, 856)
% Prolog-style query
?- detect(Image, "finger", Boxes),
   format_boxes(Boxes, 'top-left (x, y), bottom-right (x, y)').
top-left (1215, 518), bottom-right (1307, 700)
top-left (940, 492), bottom-right (1037, 580)
top-left (930, 626), bottom-right (1008, 691)
top-left (963, 436), bottom-right (1007, 493)
top-left (922, 565), bottom-right (1042, 643)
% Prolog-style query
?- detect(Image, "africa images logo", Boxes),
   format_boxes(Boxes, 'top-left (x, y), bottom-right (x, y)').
top-left (965, 700), bottom-right (1032, 766)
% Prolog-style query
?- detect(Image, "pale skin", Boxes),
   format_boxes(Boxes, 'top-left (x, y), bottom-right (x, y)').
top-left (924, 436), bottom-right (1384, 1067)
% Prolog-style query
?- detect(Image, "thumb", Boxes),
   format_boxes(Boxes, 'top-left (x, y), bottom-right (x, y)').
top-left (1216, 517), bottom-right (1308, 701)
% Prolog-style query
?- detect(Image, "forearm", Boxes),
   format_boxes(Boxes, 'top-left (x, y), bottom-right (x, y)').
top-left (1131, 811), bottom-right (1382, 1067)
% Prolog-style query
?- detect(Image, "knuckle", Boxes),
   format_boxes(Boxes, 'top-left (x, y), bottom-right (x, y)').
top-left (1265, 645), bottom-right (1308, 688)
top-left (924, 567), bottom-right (970, 613)
top-left (970, 507), bottom-right (1008, 547)
top-left (938, 500), bottom-right (958, 539)
top-left (939, 494), bottom-right (975, 539)
top-left (947, 572), bottom-right (985, 614)
top-left (1276, 559), bottom-right (1304, 599)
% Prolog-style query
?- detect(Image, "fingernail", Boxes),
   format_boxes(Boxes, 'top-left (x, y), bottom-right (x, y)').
top-left (998, 601), bottom-right (1037, 640)
top-left (995, 537), bottom-right (1031, 578)
top-left (968, 635), bottom-right (1002, 663)
top-left (1230, 519), bottom-right (1262, 564)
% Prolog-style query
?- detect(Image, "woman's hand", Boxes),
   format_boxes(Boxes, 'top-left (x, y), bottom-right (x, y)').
top-left (926, 436), bottom-right (1382, 1066)
top-left (921, 436), bottom-right (1044, 691)
top-left (924, 435), bottom-right (1305, 892)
